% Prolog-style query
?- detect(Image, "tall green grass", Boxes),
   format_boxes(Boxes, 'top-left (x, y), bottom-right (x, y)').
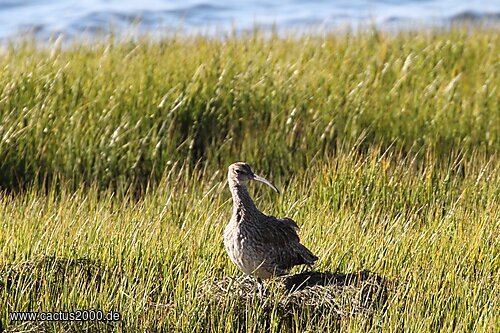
top-left (0, 27), bottom-right (499, 332)
top-left (0, 28), bottom-right (498, 190)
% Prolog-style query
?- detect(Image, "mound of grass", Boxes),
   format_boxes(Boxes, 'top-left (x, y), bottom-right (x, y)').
top-left (0, 256), bottom-right (113, 332)
top-left (199, 270), bottom-right (391, 326)
top-left (0, 27), bottom-right (498, 190)
top-left (0, 255), bottom-right (105, 297)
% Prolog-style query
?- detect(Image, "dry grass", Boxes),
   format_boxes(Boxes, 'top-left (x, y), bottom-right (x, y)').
top-left (200, 270), bottom-right (391, 319)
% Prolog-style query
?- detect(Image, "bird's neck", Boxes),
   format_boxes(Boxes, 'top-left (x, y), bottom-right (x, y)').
top-left (229, 182), bottom-right (260, 216)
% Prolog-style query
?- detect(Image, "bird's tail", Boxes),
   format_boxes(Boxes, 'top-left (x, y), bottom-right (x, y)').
top-left (298, 244), bottom-right (318, 265)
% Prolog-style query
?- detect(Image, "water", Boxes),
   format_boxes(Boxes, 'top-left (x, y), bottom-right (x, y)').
top-left (0, 0), bottom-right (498, 40)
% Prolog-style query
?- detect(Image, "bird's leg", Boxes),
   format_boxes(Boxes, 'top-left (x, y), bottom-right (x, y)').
top-left (256, 277), bottom-right (265, 297)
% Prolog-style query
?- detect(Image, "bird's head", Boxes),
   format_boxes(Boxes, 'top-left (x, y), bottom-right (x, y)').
top-left (227, 162), bottom-right (279, 193)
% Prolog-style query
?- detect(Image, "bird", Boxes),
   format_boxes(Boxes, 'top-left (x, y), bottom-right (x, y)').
top-left (223, 162), bottom-right (318, 288)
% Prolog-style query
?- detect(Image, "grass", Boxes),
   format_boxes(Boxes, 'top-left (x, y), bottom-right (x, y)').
top-left (0, 27), bottom-right (499, 332)
top-left (0, 28), bottom-right (498, 190)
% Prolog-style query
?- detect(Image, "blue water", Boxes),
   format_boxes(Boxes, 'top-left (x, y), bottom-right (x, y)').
top-left (0, 0), bottom-right (498, 40)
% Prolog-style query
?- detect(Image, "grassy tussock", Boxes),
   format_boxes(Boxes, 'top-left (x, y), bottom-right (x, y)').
top-left (0, 27), bottom-right (499, 332)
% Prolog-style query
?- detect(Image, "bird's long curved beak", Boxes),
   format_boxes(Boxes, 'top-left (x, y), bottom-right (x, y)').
top-left (253, 174), bottom-right (279, 193)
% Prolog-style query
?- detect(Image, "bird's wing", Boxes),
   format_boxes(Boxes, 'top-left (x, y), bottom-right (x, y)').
top-left (259, 216), bottom-right (300, 245)
top-left (257, 215), bottom-right (318, 269)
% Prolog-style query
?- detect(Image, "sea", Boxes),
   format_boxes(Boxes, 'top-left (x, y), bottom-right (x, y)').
top-left (0, 0), bottom-right (498, 40)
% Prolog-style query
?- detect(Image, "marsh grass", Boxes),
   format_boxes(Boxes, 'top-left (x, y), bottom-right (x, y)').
top-left (0, 28), bottom-right (498, 190)
top-left (0, 27), bottom-right (499, 332)
top-left (1, 147), bottom-right (498, 332)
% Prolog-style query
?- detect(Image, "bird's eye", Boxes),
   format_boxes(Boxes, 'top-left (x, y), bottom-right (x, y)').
top-left (235, 169), bottom-right (241, 174)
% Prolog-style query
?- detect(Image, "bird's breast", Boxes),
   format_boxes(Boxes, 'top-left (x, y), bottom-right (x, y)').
top-left (223, 221), bottom-right (263, 276)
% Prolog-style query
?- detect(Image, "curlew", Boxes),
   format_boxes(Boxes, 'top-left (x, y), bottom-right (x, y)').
top-left (224, 162), bottom-right (318, 288)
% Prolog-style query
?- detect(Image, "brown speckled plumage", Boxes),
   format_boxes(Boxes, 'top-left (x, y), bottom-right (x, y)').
top-left (224, 162), bottom-right (318, 279)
